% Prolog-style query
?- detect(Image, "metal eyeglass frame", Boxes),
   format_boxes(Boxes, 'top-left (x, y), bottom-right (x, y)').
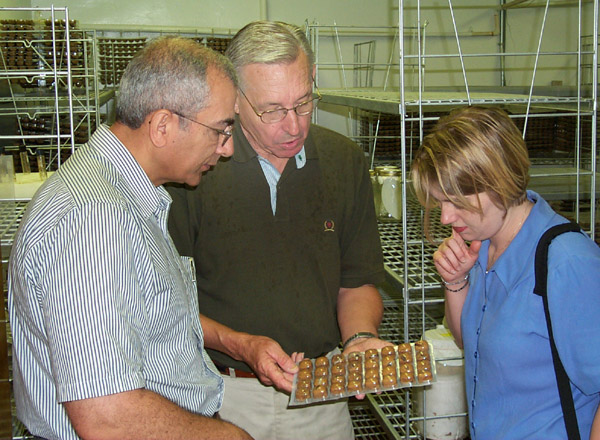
top-left (238, 82), bottom-right (322, 124)
top-left (173, 111), bottom-right (233, 146)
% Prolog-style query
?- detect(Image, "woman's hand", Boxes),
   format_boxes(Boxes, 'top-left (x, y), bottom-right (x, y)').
top-left (434, 230), bottom-right (481, 283)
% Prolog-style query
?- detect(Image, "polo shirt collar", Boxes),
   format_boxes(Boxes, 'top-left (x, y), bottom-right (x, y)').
top-left (294, 146), bottom-right (307, 169)
top-left (478, 190), bottom-right (553, 292)
top-left (232, 117), bottom-right (318, 168)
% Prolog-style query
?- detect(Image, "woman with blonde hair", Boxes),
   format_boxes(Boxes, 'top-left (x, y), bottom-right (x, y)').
top-left (411, 106), bottom-right (600, 439)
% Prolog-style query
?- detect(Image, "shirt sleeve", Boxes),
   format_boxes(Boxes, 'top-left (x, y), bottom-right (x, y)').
top-left (547, 231), bottom-right (600, 396)
top-left (38, 204), bottom-right (147, 402)
top-left (339, 147), bottom-right (385, 288)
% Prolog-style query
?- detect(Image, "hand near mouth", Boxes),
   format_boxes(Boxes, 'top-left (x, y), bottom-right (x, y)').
top-left (433, 229), bottom-right (481, 284)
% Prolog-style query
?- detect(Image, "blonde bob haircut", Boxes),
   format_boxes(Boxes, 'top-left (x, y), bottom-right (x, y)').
top-left (411, 106), bottom-right (530, 239)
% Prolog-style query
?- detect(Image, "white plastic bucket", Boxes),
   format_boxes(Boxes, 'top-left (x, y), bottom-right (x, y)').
top-left (415, 325), bottom-right (469, 440)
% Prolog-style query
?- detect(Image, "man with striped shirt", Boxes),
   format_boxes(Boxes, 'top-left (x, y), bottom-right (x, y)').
top-left (8, 36), bottom-right (251, 440)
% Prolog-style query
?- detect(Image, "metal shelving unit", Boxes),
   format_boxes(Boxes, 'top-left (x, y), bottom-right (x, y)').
top-left (97, 36), bottom-right (146, 87)
top-left (92, 27), bottom-right (233, 92)
top-left (309, 1), bottom-right (598, 438)
top-left (317, 87), bottom-right (591, 114)
top-left (0, 6), bottom-right (108, 176)
top-left (0, 199), bottom-right (26, 437)
top-left (378, 199), bottom-right (449, 295)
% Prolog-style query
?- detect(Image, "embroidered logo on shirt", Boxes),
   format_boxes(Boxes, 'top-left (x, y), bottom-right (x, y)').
top-left (324, 220), bottom-right (335, 232)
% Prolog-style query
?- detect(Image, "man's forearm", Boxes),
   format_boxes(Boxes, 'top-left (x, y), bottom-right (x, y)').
top-left (64, 388), bottom-right (252, 440)
top-left (337, 284), bottom-right (383, 344)
top-left (199, 313), bottom-right (252, 361)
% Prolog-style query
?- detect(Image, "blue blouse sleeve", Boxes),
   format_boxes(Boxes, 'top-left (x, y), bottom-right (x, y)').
top-left (547, 231), bottom-right (600, 396)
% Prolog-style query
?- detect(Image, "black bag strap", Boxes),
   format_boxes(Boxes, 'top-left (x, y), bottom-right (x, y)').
top-left (533, 222), bottom-right (582, 440)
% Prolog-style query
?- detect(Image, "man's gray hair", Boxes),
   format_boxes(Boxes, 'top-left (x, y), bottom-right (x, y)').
top-left (225, 21), bottom-right (314, 84)
top-left (116, 35), bottom-right (237, 129)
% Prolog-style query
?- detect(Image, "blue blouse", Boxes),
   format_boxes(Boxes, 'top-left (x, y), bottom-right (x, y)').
top-left (462, 190), bottom-right (600, 439)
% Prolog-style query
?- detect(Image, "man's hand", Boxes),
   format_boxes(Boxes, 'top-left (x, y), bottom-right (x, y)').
top-left (343, 337), bottom-right (393, 400)
top-left (342, 336), bottom-right (392, 355)
top-left (238, 334), bottom-right (299, 393)
top-left (199, 315), bottom-right (299, 393)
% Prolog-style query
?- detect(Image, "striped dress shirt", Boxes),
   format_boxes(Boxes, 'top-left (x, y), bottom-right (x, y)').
top-left (8, 125), bottom-right (223, 440)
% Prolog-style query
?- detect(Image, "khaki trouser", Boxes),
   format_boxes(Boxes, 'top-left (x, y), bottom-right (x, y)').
top-left (218, 373), bottom-right (354, 440)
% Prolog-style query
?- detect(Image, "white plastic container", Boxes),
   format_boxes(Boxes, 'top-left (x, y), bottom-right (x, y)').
top-left (376, 167), bottom-right (402, 221)
top-left (415, 325), bottom-right (468, 440)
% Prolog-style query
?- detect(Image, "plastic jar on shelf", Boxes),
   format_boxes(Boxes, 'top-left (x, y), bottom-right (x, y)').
top-left (375, 166), bottom-right (402, 221)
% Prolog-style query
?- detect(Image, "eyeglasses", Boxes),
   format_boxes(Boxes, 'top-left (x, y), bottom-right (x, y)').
top-left (239, 85), bottom-right (322, 124)
top-left (173, 112), bottom-right (234, 147)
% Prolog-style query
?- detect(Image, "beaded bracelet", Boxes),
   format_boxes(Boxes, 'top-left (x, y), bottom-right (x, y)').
top-left (444, 279), bottom-right (469, 292)
top-left (442, 273), bottom-right (470, 286)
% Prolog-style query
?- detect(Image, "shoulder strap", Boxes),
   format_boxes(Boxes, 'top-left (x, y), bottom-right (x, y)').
top-left (533, 222), bottom-right (582, 440)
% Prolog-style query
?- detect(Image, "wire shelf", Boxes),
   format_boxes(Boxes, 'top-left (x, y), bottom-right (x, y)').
top-left (0, 202), bottom-right (27, 250)
top-left (378, 197), bottom-right (450, 293)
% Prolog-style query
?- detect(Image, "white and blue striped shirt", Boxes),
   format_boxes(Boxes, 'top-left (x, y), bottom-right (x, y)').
top-left (8, 125), bottom-right (223, 440)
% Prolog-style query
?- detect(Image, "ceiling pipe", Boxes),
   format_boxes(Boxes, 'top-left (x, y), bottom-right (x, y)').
top-left (259, 0), bottom-right (268, 20)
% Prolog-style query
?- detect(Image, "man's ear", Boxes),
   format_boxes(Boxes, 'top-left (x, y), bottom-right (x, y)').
top-left (148, 110), bottom-right (176, 148)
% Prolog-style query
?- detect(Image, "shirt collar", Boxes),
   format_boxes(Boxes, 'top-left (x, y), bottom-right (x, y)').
top-left (294, 146), bottom-right (307, 169)
top-left (90, 124), bottom-right (171, 219)
top-left (479, 190), bottom-right (558, 292)
top-left (232, 117), bottom-right (316, 169)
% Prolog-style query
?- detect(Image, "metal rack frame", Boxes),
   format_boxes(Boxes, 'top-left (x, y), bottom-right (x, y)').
top-left (0, 6), bottom-right (107, 175)
top-left (92, 27), bottom-right (234, 91)
top-left (0, 200), bottom-right (26, 438)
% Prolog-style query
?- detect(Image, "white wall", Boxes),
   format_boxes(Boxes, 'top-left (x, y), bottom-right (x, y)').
top-left (27, 0), bottom-right (393, 30)
top-left (1, 0), bottom-right (33, 20)
top-left (28, 0), bottom-right (259, 31)
top-left (25, 0), bottom-right (392, 32)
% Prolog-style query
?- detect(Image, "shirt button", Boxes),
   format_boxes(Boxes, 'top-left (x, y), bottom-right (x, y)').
top-left (474, 351), bottom-right (478, 358)
top-left (482, 304), bottom-right (487, 311)
top-left (476, 328), bottom-right (481, 335)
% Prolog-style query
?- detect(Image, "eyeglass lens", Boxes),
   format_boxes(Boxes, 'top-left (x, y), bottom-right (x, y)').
top-left (175, 112), bottom-right (232, 146)
top-left (261, 97), bottom-right (319, 123)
